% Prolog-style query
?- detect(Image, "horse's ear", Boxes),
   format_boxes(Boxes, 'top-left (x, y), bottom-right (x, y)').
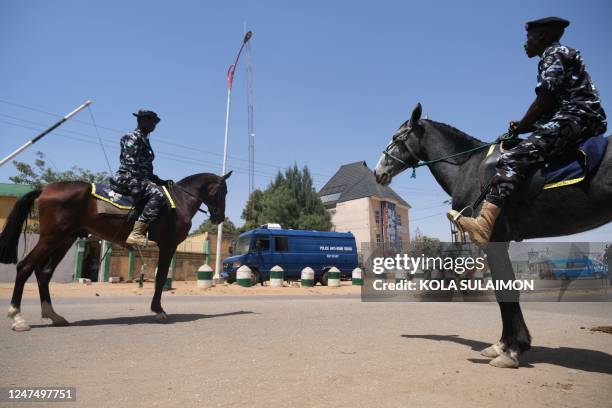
top-left (221, 171), bottom-right (233, 181)
top-left (410, 103), bottom-right (422, 126)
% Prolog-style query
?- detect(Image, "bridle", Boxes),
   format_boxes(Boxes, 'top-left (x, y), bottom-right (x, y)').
top-left (383, 123), bottom-right (509, 178)
top-left (169, 181), bottom-right (223, 218)
top-left (382, 126), bottom-right (420, 169)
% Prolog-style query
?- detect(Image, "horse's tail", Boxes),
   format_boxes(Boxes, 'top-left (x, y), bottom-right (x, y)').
top-left (0, 189), bottom-right (42, 264)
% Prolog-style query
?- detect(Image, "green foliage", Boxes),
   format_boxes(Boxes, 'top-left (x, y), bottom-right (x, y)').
top-left (406, 235), bottom-right (442, 259)
top-left (192, 217), bottom-right (238, 235)
top-left (241, 164), bottom-right (331, 231)
top-left (9, 151), bottom-right (110, 189)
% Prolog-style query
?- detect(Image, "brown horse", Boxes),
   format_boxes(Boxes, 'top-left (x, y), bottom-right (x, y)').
top-left (0, 172), bottom-right (232, 331)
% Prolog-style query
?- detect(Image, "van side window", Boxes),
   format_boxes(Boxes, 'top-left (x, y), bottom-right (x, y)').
top-left (253, 238), bottom-right (270, 252)
top-left (275, 236), bottom-right (289, 252)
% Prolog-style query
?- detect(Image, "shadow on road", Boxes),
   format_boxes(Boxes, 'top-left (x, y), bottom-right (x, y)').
top-left (30, 311), bottom-right (254, 328)
top-left (401, 334), bottom-right (612, 374)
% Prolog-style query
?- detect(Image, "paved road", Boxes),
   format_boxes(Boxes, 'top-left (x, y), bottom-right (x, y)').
top-left (1, 295), bottom-right (611, 407)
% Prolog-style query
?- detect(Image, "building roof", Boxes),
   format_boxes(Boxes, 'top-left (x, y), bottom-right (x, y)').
top-left (318, 161), bottom-right (410, 208)
top-left (238, 227), bottom-right (355, 239)
top-left (0, 183), bottom-right (34, 198)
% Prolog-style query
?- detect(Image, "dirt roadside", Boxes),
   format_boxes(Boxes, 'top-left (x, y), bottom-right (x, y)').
top-left (0, 280), bottom-right (361, 298)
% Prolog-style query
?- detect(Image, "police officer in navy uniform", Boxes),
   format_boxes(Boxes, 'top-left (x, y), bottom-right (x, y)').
top-left (113, 110), bottom-right (168, 247)
top-left (448, 17), bottom-right (607, 245)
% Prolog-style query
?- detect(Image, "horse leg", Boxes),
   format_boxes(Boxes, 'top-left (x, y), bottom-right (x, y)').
top-left (35, 239), bottom-right (75, 326)
top-left (483, 243), bottom-right (532, 368)
top-left (8, 239), bottom-right (59, 331)
top-left (150, 245), bottom-right (175, 322)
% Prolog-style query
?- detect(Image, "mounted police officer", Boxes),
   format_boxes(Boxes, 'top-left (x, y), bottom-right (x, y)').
top-left (449, 17), bottom-right (607, 245)
top-left (112, 110), bottom-right (168, 247)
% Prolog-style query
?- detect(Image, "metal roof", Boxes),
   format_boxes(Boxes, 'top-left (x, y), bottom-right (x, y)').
top-left (0, 183), bottom-right (34, 198)
top-left (318, 161), bottom-right (410, 208)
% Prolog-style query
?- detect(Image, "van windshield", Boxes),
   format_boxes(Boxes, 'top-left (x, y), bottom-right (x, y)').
top-left (234, 236), bottom-right (252, 256)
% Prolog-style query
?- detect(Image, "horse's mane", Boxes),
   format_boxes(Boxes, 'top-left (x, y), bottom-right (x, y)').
top-left (423, 119), bottom-right (487, 148)
top-left (177, 172), bottom-right (218, 185)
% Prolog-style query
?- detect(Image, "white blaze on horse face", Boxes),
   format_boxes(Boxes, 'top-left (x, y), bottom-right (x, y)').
top-left (374, 151), bottom-right (387, 175)
top-left (374, 139), bottom-right (401, 186)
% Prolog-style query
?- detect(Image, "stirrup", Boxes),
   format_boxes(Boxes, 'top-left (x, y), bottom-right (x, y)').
top-left (451, 206), bottom-right (474, 221)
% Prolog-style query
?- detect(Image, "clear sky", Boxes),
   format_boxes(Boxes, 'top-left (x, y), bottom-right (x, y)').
top-left (1, 0), bottom-right (610, 241)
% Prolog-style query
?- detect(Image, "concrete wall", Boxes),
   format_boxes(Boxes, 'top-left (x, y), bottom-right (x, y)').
top-left (108, 247), bottom-right (208, 281)
top-left (106, 233), bottom-right (235, 282)
top-left (0, 234), bottom-right (76, 283)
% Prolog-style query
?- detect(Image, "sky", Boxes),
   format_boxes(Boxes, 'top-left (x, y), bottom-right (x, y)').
top-left (1, 0), bottom-right (611, 241)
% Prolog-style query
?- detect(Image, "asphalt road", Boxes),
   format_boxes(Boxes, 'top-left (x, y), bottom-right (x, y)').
top-left (1, 295), bottom-right (611, 408)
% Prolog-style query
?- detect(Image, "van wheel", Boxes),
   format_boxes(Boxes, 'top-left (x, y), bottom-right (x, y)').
top-left (250, 269), bottom-right (260, 287)
top-left (320, 271), bottom-right (329, 286)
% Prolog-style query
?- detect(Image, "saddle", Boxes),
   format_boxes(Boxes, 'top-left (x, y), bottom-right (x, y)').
top-left (91, 183), bottom-right (176, 216)
top-left (479, 135), bottom-right (609, 202)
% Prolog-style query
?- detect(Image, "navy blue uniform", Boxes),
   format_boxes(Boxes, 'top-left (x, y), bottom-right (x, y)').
top-left (113, 129), bottom-right (165, 223)
top-left (487, 42), bottom-right (607, 206)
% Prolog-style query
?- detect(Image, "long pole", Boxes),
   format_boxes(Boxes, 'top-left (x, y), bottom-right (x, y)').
top-left (214, 31), bottom-right (252, 282)
top-left (0, 100), bottom-right (91, 167)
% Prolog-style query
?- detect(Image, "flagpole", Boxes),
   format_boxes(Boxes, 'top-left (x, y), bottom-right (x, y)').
top-left (214, 31), bottom-right (252, 282)
top-left (0, 100), bottom-right (91, 167)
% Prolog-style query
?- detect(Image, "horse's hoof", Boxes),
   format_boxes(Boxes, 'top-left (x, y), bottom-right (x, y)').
top-left (480, 343), bottom-right (503, 358)
top-left (489, 351), bottom-right (519, 368)
top-left (7, 306), bottom-right (19, 318)
top-left (11, 320), bottom-right (31, 332)
top-left (154, 312), bottom-right (168, 322)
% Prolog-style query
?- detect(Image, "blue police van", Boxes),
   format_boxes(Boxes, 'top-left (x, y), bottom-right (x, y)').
top-left (222, 225), bottom-right (358, 285)
top-left (532, 256), bottom-right (608, 280)
top-left (549, 256), bottom-right (608, 280)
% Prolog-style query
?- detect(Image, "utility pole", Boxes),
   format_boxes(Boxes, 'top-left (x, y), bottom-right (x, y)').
top-left (245, 22), bottom-right (255, 193)
top-left (214, 31), bottom-right (252, 282)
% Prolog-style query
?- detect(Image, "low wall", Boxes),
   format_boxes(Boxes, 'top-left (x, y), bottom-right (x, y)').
top-left (0, 234), bottom-right (76, 283)
top-left (108, 241), bottom-right (232, 282)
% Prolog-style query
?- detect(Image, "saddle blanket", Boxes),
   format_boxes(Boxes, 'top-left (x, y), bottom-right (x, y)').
top-left (90, 183), bottom-right (176, 210)
top-left (487, 135), bottom-right (608, 190)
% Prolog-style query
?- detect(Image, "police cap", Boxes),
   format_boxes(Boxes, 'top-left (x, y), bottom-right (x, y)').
top-left (525, 17), bottom-right (570, 31)
top-left (132, 110), bottom-right (161, 122)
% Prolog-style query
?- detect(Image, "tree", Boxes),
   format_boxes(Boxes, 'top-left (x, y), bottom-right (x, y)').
top-left (240, 189), bottom-right (264, 231)
top-left (9, 151), bottom-right (110, 189)
top-left (192, 217), bottom-right (238, 235)
top-left (241, 164), bottom-right (332, 231)
top-left (406, 235), bottom-right (442, 259)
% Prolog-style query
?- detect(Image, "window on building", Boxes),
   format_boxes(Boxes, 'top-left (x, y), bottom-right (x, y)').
top-left (274, 236), bottom-right (289, 252)
top-left (375, 211), bottom-right (380, 224)
top-left (376, 234), bottom-right (381, 243)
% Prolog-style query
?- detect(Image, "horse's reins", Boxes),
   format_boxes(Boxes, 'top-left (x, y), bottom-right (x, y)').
top-left (383, 127), bottom-right (517, 216)
top-left (384, 128), bottom-right (515, 178)
top-left (168, 182), bottom-right (211, 215)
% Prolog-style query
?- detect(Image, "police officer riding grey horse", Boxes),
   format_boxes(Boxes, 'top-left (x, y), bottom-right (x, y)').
top-left (448, 17), bottom-right (607, 244)
top-left (111, 109), bottom-right (169, 247)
